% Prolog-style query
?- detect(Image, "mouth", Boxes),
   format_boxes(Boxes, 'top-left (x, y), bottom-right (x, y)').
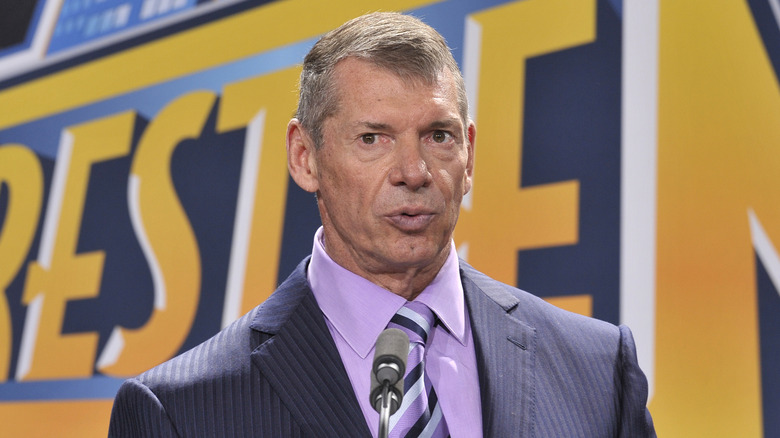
top-left (386, 209), bottom-right (435, 232)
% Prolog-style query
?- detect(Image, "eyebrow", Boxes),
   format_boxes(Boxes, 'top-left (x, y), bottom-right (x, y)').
top-left (353, 117), bottom-right (462, 132)
top-left (356, 121), bottom-right (392, 131)
top-left (427, 118), bottom-right (462, 130)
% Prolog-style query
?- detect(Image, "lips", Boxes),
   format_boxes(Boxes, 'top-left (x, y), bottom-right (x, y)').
top-left (385, 207), bottom-right (436, 232)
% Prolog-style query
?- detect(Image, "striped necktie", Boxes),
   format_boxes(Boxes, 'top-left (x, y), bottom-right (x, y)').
top-left (386, 301), bottom-right (449, 438)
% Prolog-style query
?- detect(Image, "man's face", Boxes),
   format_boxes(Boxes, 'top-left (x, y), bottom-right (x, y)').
top-left (307, 58), bottom-right (474, 286)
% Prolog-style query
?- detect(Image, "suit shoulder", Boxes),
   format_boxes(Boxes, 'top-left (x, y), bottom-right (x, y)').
top-left (518, 287), bottom-right (618, 339)
top-left (460, 261), bottom-right (619, 345)
top-left (134, 259), bottom-right (312, 391)
top-left (134, 307), bottom-right (260, 392)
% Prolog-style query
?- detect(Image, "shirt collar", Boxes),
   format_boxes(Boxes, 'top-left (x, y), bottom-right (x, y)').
top-left (307, 227), bottom-right (467, 358)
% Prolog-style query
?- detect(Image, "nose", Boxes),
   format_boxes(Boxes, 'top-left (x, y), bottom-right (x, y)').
top-left (389, 139), bottom-right (432, 191)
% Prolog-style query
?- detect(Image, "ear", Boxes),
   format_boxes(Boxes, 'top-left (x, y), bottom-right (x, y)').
top-left (464, 121), bottom-right (476, 195)
top-left (286, 119), bottom-right (319, 193)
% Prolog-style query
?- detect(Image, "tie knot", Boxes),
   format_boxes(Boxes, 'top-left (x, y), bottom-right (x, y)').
top-left (388, 301), bottom-right (435, 345)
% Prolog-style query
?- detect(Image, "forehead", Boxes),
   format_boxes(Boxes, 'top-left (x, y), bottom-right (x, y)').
top-left (329, 58), bottom-right (460, 114)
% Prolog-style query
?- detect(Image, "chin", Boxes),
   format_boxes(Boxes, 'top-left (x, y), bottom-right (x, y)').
top-left (387, 243), bottom-right (446, 266)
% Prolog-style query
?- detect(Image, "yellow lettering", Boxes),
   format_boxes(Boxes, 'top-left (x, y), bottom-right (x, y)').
top-left (0, 145), bottom-right (44, 381)
top-left (216, 67), bottom-right (300, 325)
top-left (17, 112), bottom-right (136, 380)
top-left (98, 92), bottom-right (213, 376)
top-left (456, 0), bottom-right (595, 286)
top-left (652, 0), bottom-right (772, 433)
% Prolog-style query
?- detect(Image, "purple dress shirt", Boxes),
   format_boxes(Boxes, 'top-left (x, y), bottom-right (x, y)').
top-left (307, 227), bottom-right (483, 437)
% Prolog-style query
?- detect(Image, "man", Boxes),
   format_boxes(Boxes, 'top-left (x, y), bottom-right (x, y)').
top-left (109, 12), bottom-right (656, 437)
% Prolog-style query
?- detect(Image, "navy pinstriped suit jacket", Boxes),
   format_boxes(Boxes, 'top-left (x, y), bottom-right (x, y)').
top-left (109, 258), bottom-right (656, 437)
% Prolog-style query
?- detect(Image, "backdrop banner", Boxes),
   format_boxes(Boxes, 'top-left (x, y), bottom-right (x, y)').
top-left (0, 0), bottom-right (777, 436)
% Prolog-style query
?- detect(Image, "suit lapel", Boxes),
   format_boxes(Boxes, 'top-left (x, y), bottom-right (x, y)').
top-left (249, 262), bottom-right (370, 437)
top-left (461, 264), bottom-right (537, 437)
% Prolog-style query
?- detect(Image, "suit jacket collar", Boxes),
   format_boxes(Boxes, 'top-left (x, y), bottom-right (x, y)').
top-left (461, 261), bottom-right (537, 437)
top-left (249, 258), bottom-right (371, 437)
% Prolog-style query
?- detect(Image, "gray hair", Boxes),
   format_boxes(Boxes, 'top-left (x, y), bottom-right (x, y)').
top-left (295, 12), bottom-right (468, 148)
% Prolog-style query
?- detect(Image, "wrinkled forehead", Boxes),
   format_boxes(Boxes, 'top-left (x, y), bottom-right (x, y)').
top-left (329, 58), bottom-right (463, 120)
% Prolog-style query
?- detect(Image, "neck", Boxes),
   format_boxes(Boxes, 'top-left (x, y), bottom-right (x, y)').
top-left (320, 235), bottom-right (450, 301)
top-left (359, 264), bottom-right (443, 300)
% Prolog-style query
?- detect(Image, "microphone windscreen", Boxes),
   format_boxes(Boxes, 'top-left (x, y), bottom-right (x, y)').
top-left (373, 328), bottom-right (409, 377)
top-left (370, 328), bottom-right (409, 413)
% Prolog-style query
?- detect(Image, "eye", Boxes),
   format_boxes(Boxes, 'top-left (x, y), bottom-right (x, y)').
top-left (361, 133), bottom-right (377, 144)
top-left (431, 130), bottom-right (452, 143)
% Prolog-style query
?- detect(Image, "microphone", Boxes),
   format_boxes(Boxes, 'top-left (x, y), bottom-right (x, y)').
top-left (370, 328), bottom-right (409, 438)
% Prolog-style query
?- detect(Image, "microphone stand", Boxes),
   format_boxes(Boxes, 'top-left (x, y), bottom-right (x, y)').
top-left (377, 382), bottom-right (393, 438)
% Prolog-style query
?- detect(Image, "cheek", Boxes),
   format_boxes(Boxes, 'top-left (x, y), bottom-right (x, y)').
top-left (317, 173), bottom-right (355, 220)
top-left (452, 160), bottom-right (472, 196)
top-left (434, 168), bottom-right (461, 197)
top-left (322, 169), bottom-right (376, 213)
top-left (317, 155), bottom-right (353, 193)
